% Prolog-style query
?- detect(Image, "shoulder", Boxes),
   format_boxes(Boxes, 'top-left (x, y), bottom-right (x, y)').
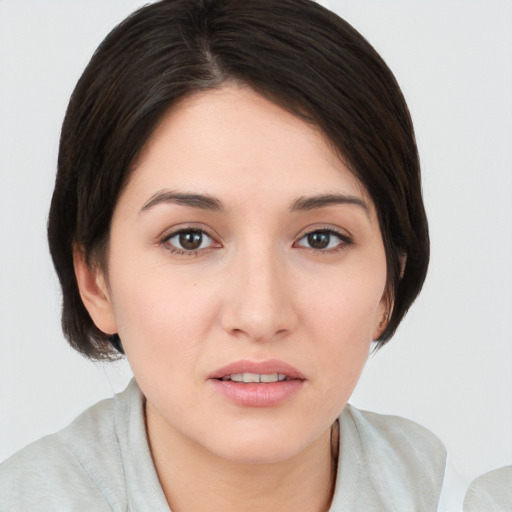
top-left (332, 404), bottom-right (447, 511)
top-left (463, 466), bottom-right (512, 512)
top-left (0, 382), bottom-right (141, 511)
top-left (344, 404), bottom-right (447, 464)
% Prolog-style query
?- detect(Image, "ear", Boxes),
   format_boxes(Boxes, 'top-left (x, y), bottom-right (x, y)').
top-left (73, 246), bottom-right (118, 335)
top-left (372, 293), bottom-right (392, 341)
top-left (398, 252), bottom-right (407, 280)
top-left (372, 253), bottom-right (407, 340)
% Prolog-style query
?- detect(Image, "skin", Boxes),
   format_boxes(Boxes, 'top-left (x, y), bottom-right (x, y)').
top-left (75, 84), bottom-right (390, 512)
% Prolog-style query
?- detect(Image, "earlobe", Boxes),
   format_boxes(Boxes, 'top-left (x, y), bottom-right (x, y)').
top-left (398, 252), bottom-right (407, 279)
top-left (372, 253), bottom-right (406, 340)
top-left (372, 293), bottom-right (393, 341)
top-left (373, 312), bottom-right (389, 340)
top-left (372, 311), bottom-right (389, 341)
top-left (73, 247), bottom-right (118, 335)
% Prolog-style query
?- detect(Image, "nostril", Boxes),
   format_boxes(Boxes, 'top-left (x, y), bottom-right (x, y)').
top-left (219, 281), bottom-right (298, 341)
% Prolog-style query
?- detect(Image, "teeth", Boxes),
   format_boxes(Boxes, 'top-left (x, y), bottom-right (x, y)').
top-left (222, 373), bottom-right (288, 383)
top-left (243, 372), bottom-right (260, 383)
top-left (260, 373), bottom-right (278, 383)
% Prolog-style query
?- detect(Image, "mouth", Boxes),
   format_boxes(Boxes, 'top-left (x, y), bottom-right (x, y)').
top-left (208, 360), bottom-right (305, 407)
top-left (219, 373), bottom-right (290, 383)
top-left (209, 359), bottom-right (305, 381)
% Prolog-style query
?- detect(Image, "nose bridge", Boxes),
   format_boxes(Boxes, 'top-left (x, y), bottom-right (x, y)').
top-left (222, 236), bottom-right (295, 341)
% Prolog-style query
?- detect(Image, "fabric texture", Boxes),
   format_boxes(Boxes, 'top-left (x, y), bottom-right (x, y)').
top-left (0, 379), bottom-right (448, 511)
top-left (463, 466), bottom-right (512, 512)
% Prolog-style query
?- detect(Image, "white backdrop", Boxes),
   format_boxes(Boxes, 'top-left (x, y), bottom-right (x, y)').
top-left (1, 0), bottom-right (511, 486)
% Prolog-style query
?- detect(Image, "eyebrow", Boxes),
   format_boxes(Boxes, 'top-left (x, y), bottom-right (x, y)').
top-left (140, 190), bottom-right (369, 217)
top-left (140, 190), bottom-right (223, 213)
top-left (290, 194), bottom-right (370, 216)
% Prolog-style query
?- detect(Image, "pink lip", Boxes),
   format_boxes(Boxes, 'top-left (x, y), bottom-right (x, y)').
top-left (208, 359), bottom-right (305, 408)
top-left (209, 359), bottom-right (306, 380)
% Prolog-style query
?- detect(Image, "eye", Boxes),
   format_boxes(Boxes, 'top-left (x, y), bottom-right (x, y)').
top-left (295, 229), bottom-right (350, 251)
top-left (163, 229), bottom-right (215, 253)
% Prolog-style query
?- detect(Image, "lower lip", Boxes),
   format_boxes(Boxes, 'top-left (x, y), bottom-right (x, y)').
top-left (209, 379), bottom-right (304, 407)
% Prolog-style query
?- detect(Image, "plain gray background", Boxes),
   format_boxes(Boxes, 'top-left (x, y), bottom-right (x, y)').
top-left (1, 0), bottom-right (511, 486)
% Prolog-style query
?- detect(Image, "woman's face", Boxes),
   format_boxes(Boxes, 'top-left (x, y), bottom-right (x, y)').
top-left (85, 85), bottom-right (388, 464)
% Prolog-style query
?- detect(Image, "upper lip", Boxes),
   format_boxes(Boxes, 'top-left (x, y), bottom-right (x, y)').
top-left (209, 359), bottom-right (306, 380)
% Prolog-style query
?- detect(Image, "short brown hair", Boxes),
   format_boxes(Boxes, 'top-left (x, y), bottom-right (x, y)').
top-left (48, 0), bottom-right (429, 360)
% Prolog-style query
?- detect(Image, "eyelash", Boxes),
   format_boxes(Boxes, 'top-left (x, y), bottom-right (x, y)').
top-left (160, 228), bottom-right (219, 257)
top-left (159, 226), bottom-right (353, 257)
top-left (294, 227), bottom-right (353, 254)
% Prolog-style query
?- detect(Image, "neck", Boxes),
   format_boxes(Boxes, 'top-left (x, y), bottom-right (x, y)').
top-left (146, 404), bottom-right (338, 512)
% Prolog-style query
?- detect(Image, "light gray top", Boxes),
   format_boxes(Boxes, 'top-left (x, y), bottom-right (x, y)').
top-left (463, 466), bottom-right (512, 512)
top-left (0, 379), bottom-right (449, 511)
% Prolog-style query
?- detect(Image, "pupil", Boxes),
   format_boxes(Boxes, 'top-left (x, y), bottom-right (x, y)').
top-left (308, 231), bottom-right (330, 249)
top-left (179, 231), bottom-right (202, 250)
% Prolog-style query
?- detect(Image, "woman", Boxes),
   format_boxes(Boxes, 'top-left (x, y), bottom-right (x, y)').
top-left (0, 0), bottom-right (463, 510)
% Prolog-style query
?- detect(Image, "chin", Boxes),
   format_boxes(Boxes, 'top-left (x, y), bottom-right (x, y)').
top-left (200, 422), bottom-right (325, 466)
top-left (216, 441), bottom-right (304, 466)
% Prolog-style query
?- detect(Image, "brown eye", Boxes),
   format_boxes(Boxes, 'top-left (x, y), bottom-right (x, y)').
top-left (296, 229), bottom-right (350, 251)
top-left (179, 231), bottom-right (204, 250)
top-left (307, 231), bottom-right (330, 249)
top-left (165, 229), bottom-right (213, 252)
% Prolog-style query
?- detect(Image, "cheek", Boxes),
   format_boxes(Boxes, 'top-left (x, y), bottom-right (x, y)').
top-left (302, 259), bottom-right (385, 382)
top-left (304, 262), bottom-right (386, 339)
top-left (107, 261), bottom-right (221, 369)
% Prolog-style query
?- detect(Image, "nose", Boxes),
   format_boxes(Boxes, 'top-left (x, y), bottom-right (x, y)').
top-left (220, 245), bottom-right (298, 342)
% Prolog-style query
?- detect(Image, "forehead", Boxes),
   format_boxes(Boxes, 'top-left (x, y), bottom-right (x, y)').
top-left (122, 84), bottom-right (370, 211)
